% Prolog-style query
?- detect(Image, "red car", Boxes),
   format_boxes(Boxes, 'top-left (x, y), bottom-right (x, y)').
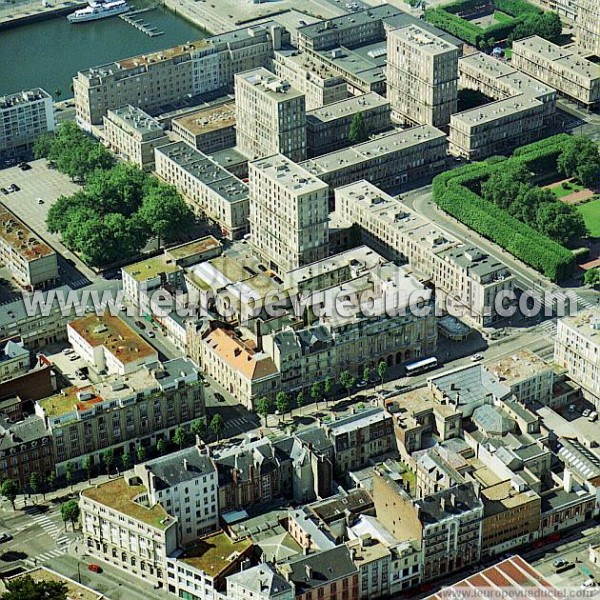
top-left (87, 564), bottom-right (102, 573)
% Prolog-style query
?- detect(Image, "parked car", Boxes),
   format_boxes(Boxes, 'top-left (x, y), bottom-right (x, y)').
top-left (568, 404), bottom-right (576, 413)
top-left (134, 320), bottom-right (146, 330)
top-left (62, 348), bottom-right (73, 355)
top-left (0, 533), bottom-right (13, 544)
top-left (589, 411), bottom-right (598, 422)
top-left (18, 162), bottom-right (31, 171)
top-left (147, 331), bottom-right (155, 338)
top-left (87, 564), bottom-right (102, 573)
top-left (471, 353), bottom-right (483, 361)
top-left (0, 188), bottom-right (8, 195)
top-left (214, 393), bottom-right (225, 402)
top-left (9, 184), bottom-right (19, 192)
top-left (36, 197), bottom-right (44, 204)
top-left (583, 409), bottom-right (591, 418)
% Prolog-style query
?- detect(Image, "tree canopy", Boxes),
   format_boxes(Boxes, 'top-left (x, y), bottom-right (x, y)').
top-left (43, 128), bottom-right (194, 268)
top-left (557, 137), bottom-right (600, 188)
top-left (348, 112), bottom-right (368, 144)
top-left (1, 575), bottom-right (67, 600)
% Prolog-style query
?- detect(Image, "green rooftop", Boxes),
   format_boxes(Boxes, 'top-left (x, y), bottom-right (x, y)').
top-left (180, 531), bottom-right (252, 577)
top-left (123, 255), bottom-right (181, 282)
top-left (82, 477), bottom-right (173, 530)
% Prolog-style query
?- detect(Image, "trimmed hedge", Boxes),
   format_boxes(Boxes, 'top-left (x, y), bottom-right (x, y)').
top-left (432, 135), bottom-right (576, 282)
top-left (424, 0), bottom-right (546, 47)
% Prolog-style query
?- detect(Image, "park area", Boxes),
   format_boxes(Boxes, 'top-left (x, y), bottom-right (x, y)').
top-left (432, 134), bottom-right (600, 282)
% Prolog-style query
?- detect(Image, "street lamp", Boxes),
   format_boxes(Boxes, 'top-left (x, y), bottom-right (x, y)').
top-left (77, 561), bottom-right (82, 584)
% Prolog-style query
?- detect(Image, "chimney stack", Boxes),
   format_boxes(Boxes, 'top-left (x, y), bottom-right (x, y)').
top-left (256, 318), bottom-right (263, 353)
top-left (183, 458), bottom-right (189, 471)
top-left (305, 565), bottom-right (313, 579)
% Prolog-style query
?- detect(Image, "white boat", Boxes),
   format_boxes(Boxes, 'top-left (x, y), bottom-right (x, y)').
top-left (67, 0), bottom-right (130, 22)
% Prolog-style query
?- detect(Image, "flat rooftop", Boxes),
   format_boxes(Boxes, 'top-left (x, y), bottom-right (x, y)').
top-left (274, 49), bottom-right (345, 83)
top-left (514, 36), bottom-right (600, 81)
top-left (122, 254), bottom-right (181, 282)
top-left (156, 141), bottom-right (248, 204)
top-left (558, 310), bottom-right (600, 342)
top-left (302, 126), bottom-right (446, 174)
top-left (438, 244), bottom-right (510, 278)
top-left (179, 531), bottom-right (252, 577)
top-left (166, 236), bottom-right (221, 261)
top-left (486, 350), bottom-right (551, 384)
top-left (68, 314), bottom-right (157, 364)
top-left (306, 92), bottom-right (388, 124)
top-left (250, 154), bottom-right (328, 194)
top-left (0, 88), bottom-right (51, 109)
top-left (0, 203), bottom-right (55, 261)
top-left (335, 180), bottom-right (458, 255)
top-left (107, 105), bottom-right (164, 136)
top-left (173, 102), bottom-right (236, 135)
top-left (315, 42), bottom-right (387, 86)
top-left (235, 67), bottom-right (304, 102)
top-left (117, 40), bottom-right (211, 71)
top-left (5, 568), bottom-right (103, 600)
top-left (390, 24), bottom-right (458, 55)
top-left (451, 95), bottom-right (543, 127)
top-left (327, 408), bottom-right (389, 435)
top-left (82, 477), bottom-right (172, 529)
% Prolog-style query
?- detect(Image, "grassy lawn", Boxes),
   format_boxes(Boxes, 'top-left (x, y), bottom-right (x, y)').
top-left (551, 181), bottom-right (586, 198)
top-left (493, 10), bottom-right (514, 23)
top-left (505, 48), bottom-right (512, 59)
top-left (577, 199), bottom-right (600, 237)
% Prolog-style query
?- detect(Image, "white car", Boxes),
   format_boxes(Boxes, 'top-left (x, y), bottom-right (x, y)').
top-left (583, 409), bottom-right (591, 418)
top-left (471, 354), bottom-right (483, 362)
top-left (36, 197), bottom-right (44, 204)
top-left (62, 348), bottom-right (73, 355)
top-left (581, 579), bottom-right (595, 588)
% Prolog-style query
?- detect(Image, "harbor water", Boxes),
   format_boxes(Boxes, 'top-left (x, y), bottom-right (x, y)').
top-left (0, 2), bottom-right (209, 99)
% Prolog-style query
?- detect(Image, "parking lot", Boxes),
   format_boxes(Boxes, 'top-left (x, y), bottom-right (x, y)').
top-left (0, 159), bottom-right (96, 286)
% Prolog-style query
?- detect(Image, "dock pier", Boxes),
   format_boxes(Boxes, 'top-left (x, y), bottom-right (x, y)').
top-left (119, 5), bottom-right (163, 36)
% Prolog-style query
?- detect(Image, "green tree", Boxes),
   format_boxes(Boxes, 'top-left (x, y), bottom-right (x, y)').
top-left (577, 161), bottom-right (600, 189)
top-left (1, 574), bottom-right (67, 600)
top-left (136, 446), bottom-right (147, 463)
top-left (363, 366), bottom-right (371, 384)
top-left (65, 462), bottom-right (75, 491)
top-left (296, 390), bottom-right (305, 415)
top-left (191, 419), bottom-right (206, 441)
top-left (173, 426), bottom-right (189, 450)
top-left (377, 360), bottom-right (388, 389)
top-left (1, 480), bottom-right (18, 510)
top-left (481, 163), bottom-right (531, 209)
top-left (558, 137), bottom-right (600, 184)
top-left (60, 500), bottom-right (80, 531)
top-left (33, 132), bottom-right (55, 159)
top-left (156, 439), bottom-right (166, 456)
top-left (339, 370), bottom-right (356, 400)
top-left (584, 268), bottom-right (600, 288)
top-left (82, 455), bottom-right (93, 483)
top-left (47, 472), bottom-right (57, 493)
top-left (508, 186), bottom-right (555, 224)
top-left (275, 391), bottom-right (290, 419)
top-left (536, 202), bottom-right (587, 246)
top-left (311, 381), bottom-right (323, 409)
top-left (348, 112), bottom-right (368, 144)
top-left (324, 375), bottom-right (334, 400)
top-left (102, 448), bottom-right (114, 475)
top-left (29, 472), bottom-right (40, 503)
top-left (121, 452), bottom-right (132, 471)
top-left (210, 414), bottom-right (225, 441)
top-left (256, 396), bottom-right (272, 427)
top-left (138, 183), bottom-right (194, 248)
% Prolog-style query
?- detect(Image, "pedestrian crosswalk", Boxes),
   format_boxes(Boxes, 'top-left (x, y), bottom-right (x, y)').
top-left (68, 276), bottom-right (90, 290)
top-left (27, 508), bottom-right (70, 546)
top-left (224, 417), bottom-right (257, 433)
top-left (578, 295), bottom-right (598, 311)
top-left (537, 319), bottom-right (557, 335)
top-left (23, 547), bottom-right (67, 568)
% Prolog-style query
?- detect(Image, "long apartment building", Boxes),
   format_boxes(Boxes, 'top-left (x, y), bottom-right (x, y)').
top-left (155, 141), bottom-right (249, 240)
top-left (575, 0), bottom-right (600, 57)
top-left (300, 125), bottom-right (447, 199)
top-left (271, 49), bottom-right (349, 110)
top-left (306, 92), bottom-right (391, 156)
top-left (0, 88), bottom-right (55, 158)
top-left (248, 154), bottom-right (329, 275)
top-left (74, 23), bottom-right (287, 129)
top-left (386, 25), bottom-right (459, 128)
top-left (512, 36), bottom-right (600, 107)
top-left (103, 105), bottom-right (169, 170)
top-left (35, 357), bottom-right (205, 475)
top-left (555, 311), bottom-right (600, 402)
top-left (450, 52), bottom-right (557, 160)
top-left (0, 204), bottom-right (58, 289)
top-left (235, 68), bottom-right (307, 162)
top-left (335, 180), bottom-right (516, 327)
